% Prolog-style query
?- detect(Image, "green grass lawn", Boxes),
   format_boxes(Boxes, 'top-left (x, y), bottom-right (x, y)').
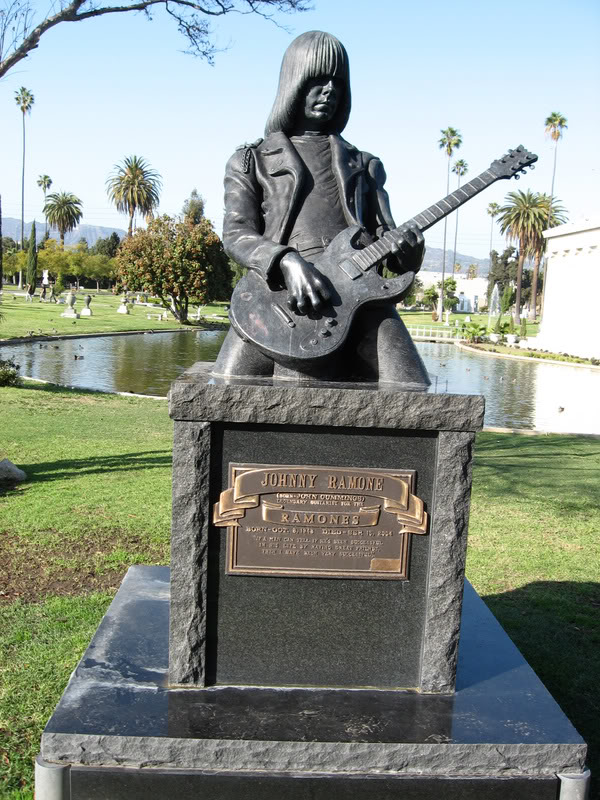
top-left (1, 288), bottom-right (540, 342)
top-left (0, 291), bottom-right (229, 340)
top-left (398, 309), bottom-right (541, 337)
top-left (1, 382), bottom-right (598, 797)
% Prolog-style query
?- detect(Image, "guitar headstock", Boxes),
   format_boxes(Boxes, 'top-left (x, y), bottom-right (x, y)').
top-left (489, 145), bottom-right (538, 180)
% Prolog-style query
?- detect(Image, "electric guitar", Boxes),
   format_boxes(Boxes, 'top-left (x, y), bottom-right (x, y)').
top-left (228, 145), bottom-right (538, 362)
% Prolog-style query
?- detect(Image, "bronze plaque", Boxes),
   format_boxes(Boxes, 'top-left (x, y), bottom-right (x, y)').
top-left (214, 464), bottom-right (428, 580)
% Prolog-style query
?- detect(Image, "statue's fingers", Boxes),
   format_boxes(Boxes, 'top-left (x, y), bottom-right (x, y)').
top-left (383, 231), bottom-right (400, 253)
top-left (296, 290), bottom-right (310, 314)
top-left (313, 276), bottom-right (331, 302)
top-left (306, 285), bottom-right (323, 311)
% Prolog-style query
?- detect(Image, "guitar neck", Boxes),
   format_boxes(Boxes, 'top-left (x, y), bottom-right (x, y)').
top-left (351, 167), bottom-right (501, 274)
top-left (409, 167), bottom-right (501, 233)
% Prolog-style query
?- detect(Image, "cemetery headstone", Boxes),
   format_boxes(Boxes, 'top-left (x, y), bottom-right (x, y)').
top-left (80, 295), bottom-right (93, 316)
top-left (60, 290), bottom-right (79, 318)
top-left (117, 294), bottom-right (130, 314)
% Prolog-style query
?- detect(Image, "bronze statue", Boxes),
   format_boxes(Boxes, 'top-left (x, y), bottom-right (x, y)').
top-left (213, 31), bottom-right (426, 386)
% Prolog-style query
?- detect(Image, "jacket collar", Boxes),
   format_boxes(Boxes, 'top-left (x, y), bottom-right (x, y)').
top-left (259, 132), bottom-right (364, 232)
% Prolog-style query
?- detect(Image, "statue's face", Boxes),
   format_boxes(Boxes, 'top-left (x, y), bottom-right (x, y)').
top-left (301, 77), bottom-right (340, 130)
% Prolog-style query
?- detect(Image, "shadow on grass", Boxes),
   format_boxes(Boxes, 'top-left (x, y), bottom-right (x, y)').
top-left (483, 580), bottom-right (599, 793)
top-left (18, 450), bottom-right (172, 483)
top-left (473, 432), bottom-right (600, 512)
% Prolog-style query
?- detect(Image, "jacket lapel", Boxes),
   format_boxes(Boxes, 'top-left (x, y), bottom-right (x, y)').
top-left (260, 132), bottom-right (305, 243)
top-left (329, 135), bottom-right (363, 227)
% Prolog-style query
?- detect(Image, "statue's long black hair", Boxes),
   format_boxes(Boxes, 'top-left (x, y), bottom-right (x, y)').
top-left (265, 31), bottom-right (351, 137)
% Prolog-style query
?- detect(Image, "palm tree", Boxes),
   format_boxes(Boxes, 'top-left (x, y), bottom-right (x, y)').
top-left (437, 127), bottom-right (462, 316)
top-left (544, 112), bottom-right (568, 216)
top-left (487, 202), bottom-right (500, 257)
top-left (15, 87), bottom-right (34, 288)
top-left (106, 156), bottom-right (162, 237)
top-left (37, 175), bottom-right (53, 236)
top-left (450, 159), bottom-right (468, 275)
top-left (498, 190), bottom-right (547, 326)
top-left (43, 192), bottom-right (83, 248)
top-left (528, 194), bottom-right (567, 321)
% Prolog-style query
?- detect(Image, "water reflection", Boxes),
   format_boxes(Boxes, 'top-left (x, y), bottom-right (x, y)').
top-left (2, 334), bottom-right (599, 434)
top-left (1, 330), bottom-right (226, 396)
top-left (418, 342), bottom-right (600, 434)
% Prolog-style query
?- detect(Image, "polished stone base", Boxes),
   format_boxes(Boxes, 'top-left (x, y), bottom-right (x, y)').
top-left (37, 566), bottom-right (589, 798)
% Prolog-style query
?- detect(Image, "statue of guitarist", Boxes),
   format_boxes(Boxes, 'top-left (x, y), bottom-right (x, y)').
top-left (213, 30), bottom-right (430, 387)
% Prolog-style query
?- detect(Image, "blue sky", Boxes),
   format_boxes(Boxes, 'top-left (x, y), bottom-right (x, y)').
top-left (1, 0), bottom-right (598, 258)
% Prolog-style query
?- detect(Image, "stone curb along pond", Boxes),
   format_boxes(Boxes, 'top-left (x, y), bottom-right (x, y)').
top-left (2, 331), bottom-right (600, 435)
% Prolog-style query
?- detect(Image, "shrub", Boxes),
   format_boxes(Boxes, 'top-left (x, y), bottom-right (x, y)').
top-left (0, 357), bottom-right (21, 387)
top-left (520, 318), bottom-right (528, 338)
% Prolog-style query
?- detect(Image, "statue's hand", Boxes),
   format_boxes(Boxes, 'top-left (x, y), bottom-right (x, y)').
top-left (382, 223), bottom-right (425, 272)
top-left (280, 251), bottom-right (331, 313)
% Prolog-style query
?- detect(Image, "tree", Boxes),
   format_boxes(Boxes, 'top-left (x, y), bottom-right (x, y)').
top-left (422, 286), bottom-right (439, 310)
top-left (37, 174), bottom-right (52, 236)
top-left (541, 112), bottom-right (568, 319)
top-left (487, 247), bottom-right (517, 302)
top-left (68, 239), bottom-right (89, 288)
top-left (115, 214), bottom-right (231, 323)
top-left (493, 284), bottom-right (516, 333)
top-left (43, 191), bottom-right (83, 248)
top-left (487, 201), bottom-right (500, 258)
top-left (229, 258), bottom-right (247, 289)
top-left (106, 156), bottom-right (161, 237)
top-left (37, 238), bottom-right (71, 290)
top-left (91, 232), bottom-right (121, 258)
top-left (84, 254), bottom-right (116, 291)
top-left (0, 1), bottom-right (308, 79)
top-left (14, 86), bottom-right (34, 289)
top-left (437, 276), bottom-right (458, 310)
top-left (544, 112), bottom-right (568, 221)
top-left (450, 158), bottom-right (468, 274)
top-left (467, 263), bottom-right (478, 280)
top-left (0, 195), bottom-right (3, 290)
top-left (401, 276), bottom-right (423, 307)
top-left (528, 194), bottom-right (567, 321)
top-left (498, 190), bottom-right (547, 325)
top-left (437, 126), bottom-right (462, 317)
top-left (182, 189), bottom-right (205, 224)
top-left (25, 219), bottom-right (37, 294)
top-left (1, 235), bottom-right (19, 283)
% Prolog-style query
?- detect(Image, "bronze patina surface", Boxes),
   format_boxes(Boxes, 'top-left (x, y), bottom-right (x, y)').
top-left (214, 464), bottom-right (428, 579)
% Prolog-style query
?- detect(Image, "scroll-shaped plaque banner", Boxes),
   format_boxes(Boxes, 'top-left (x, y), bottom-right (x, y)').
top-left (213, 464), bottom-right (428, 580)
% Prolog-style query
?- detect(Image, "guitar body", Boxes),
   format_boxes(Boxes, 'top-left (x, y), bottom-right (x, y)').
top-left (229, 225), bottom-right (415, 363)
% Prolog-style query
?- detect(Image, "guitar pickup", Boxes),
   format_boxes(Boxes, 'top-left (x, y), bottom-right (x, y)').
top-left (338, 259), bottom-right (363, 280)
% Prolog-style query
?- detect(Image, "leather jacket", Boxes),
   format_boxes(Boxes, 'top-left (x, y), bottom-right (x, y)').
top-left (223, 131), bottom-right (400, 285)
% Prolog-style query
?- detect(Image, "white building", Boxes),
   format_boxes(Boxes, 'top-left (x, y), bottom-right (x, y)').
top-left (533, 217), bottom-right (600, 359)
top-left (417, 272), bottom-right (488, 313)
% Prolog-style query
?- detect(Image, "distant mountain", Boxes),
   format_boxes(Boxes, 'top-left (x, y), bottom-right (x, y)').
top-left (420, 246), bottom-right (490, 276)
top-left (2, 217), bottom-right (127, 248)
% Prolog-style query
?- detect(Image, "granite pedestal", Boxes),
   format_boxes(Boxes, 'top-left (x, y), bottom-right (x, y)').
top-left (36, 566), bottom-right (589, 798)
top-left (168, 365), bottom-right (485, 694)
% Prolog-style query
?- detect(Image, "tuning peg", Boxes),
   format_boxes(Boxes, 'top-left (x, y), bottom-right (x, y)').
top-left (514, 174), bottom-right (520, 180)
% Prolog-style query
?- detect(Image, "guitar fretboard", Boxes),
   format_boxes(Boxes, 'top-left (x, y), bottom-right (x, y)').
top-left (350, 167), bottom-right (501, 274)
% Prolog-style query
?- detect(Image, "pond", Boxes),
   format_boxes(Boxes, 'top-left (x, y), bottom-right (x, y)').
top-left (2, 331), bottom-right (599, 434)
